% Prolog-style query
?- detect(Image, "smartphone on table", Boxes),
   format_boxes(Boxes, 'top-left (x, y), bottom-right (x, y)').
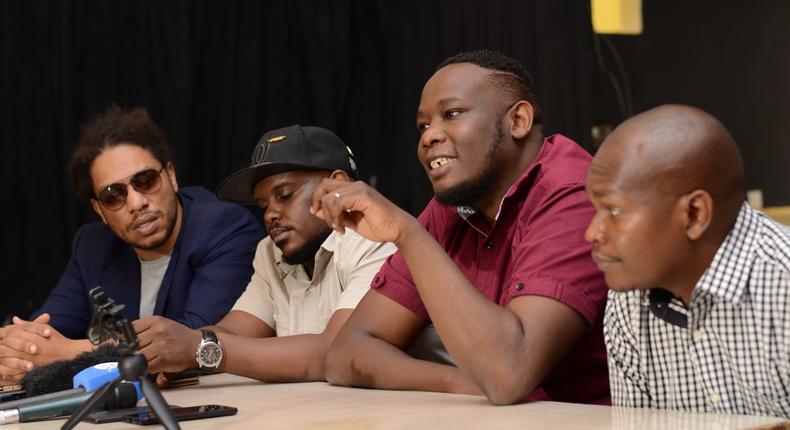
top-left (122, 404), bottom-right (237, 425)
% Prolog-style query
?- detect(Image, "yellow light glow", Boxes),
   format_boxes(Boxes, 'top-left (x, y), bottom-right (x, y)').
top-left (592, 0), bottom-right (643, 35)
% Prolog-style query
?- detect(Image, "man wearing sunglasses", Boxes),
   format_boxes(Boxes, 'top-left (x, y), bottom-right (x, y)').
top-left (125, 125), bottom-right (396, 383)
top-left (0, 106), bottom-right (263, 383)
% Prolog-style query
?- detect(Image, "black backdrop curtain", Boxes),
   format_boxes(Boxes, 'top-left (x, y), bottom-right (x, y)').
top-left (0, 1), bottom-right (594, 321)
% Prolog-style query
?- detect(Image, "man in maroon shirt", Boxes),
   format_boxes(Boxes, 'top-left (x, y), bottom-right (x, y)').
top-left (314, 50), bottom-right (609, 405)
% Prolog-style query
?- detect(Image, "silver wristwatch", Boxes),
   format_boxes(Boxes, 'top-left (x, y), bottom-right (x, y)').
top-left (195, 330), bottom-right (223, 371)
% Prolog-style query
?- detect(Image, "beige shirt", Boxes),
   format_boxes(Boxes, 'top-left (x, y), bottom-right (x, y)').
top-left (231, 229), bottom-right (395, 336)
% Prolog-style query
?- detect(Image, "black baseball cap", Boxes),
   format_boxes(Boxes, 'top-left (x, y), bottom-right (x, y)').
top-left (216, 125), bottom-right (358, 204)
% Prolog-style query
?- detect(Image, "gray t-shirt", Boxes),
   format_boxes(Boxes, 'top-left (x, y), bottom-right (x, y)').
top-left (138, 254), bottom-right (171, 318)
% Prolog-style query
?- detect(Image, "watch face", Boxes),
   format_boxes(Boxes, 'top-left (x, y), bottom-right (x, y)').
top-left (198, 342), bottom-right (222, 367)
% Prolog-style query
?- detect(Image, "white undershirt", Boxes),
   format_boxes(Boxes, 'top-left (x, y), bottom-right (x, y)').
top-left (138, 254), bottom-right (171, 318)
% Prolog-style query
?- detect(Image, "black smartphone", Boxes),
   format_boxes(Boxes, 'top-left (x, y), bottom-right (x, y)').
top-left (121, 404), bottom-right (237, 425)
top-left (0, 389), bottom-right (25, 403)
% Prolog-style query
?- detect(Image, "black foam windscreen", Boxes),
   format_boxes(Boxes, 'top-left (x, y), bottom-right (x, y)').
top-left (21, 344), bottom-right (121, 397)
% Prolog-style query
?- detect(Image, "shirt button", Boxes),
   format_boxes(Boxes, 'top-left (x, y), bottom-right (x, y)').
top-left (692, 329), bottom-right (704, 342)
top-left (484, 240), bottom-right (494, 250)
top-left (515, 283), bottom-right (525, 291)
top-left (709, 391), bottom-right (721, 404)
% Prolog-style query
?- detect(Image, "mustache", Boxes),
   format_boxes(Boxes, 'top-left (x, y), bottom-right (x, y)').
top-left (126, 210), bottom-right (161, 232)
top-left (267, 222), bottom-right (290, 234)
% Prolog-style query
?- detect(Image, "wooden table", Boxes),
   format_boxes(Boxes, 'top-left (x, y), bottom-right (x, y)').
top-left (6, 374), bottom-right (787, 429)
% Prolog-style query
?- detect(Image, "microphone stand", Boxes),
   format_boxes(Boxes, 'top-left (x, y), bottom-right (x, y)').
top-left (61, 287), bottom-right (180, 430)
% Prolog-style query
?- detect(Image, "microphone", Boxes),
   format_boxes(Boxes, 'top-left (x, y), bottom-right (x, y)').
top-left (0, 381), bottom-right (137, 424)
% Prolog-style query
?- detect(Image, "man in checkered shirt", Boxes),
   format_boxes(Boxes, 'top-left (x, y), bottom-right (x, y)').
top-left (585, 104), bottom-right (790, 418)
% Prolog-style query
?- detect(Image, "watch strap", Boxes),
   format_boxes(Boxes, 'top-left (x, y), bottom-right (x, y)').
top-left (201, 330), bottom-right (219, 344)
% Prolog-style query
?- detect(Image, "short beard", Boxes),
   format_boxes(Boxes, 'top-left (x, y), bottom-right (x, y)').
top-left (129, 195), bottom-right (179, 251)
top-left (435, 122), bottom-right (504, 207)
top-left (282, 228), bottom-right (332, 266)
top-left (435, 174), bottom-right (497, 207)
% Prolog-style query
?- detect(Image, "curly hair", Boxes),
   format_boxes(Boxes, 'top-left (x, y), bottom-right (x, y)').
top-left (68, 105), bottom-right (173, 204)
top-left (437, 49), bottom-right (542, 123)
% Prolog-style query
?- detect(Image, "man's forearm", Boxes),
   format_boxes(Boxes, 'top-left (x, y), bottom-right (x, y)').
top-left (325, 330), bottom-right (480, 395)
top-left (394, 223), bottom-right (534, 402)
top-left (218, 332), bottom-right (334, 382)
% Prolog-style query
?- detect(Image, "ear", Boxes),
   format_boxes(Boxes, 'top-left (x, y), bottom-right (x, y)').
top-left (90, 198), bottom-right (108, 224)
top-left (165, 162), bottom-right (179, 192)
top-left (509, 101), bottom-right (535, 141)
top-left (681, 190), bottom-right (713, 240)
top-left (328, 169), bottom-right (351, 182)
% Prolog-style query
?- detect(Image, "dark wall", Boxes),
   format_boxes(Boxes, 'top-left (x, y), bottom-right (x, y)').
top-left (0, 1), bottom-right (593, 321)
top-left (591, 0), bottom-right (790, 206)
top-left (4, 1), bottom-right (788, 323)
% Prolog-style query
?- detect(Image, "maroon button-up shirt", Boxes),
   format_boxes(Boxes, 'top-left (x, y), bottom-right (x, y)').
top-left (372, 134), bottom-right (610, 404)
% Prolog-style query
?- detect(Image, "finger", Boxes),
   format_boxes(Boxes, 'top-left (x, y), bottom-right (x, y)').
top-left (0, 344), bottom-right (33, 360)
top-left (136, 330), bottom-right (155, 349)
top-left (1, 336), bottom-right (39, 355)
top-left (11, 318), bottom-right (51, 338)
top-left (329, 182), bottom-right (362, 229)
top-left (0, 356), bottom-right (33, 373)
top-left (0, 370), bottom-right (26, 384)
top-left (145, 354), bottom-right (165, 373)
top-left (131, 318), bottom-right (153, 334)
top-left (323, 185), bottom-right (365, 233)
top-left (309, 178), bottom-right (333, 216)
top-left (136, 342), bottom-right (159, 363)
top-left (31, 313), bottom-right (51, 324)
top-left (320, 191), bottom-right (344, 233)
top-left (156, 371), bottom-right (178, 388)
top-left (310, 178), bottom-right (346, 220)
top-left (0, 326), bottom-right (49, 345)
top-left (310, 195), bottom-right (326, 221)
top-left (156, 372), bottom-right (170, 387)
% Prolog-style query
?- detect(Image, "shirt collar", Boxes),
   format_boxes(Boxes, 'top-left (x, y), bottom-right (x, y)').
top-left (273, 231), bottom-right (337, 279)
top-left (694, 202), bottom-right (759, 304)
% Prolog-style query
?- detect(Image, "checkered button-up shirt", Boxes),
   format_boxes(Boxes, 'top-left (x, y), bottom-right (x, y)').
top-left (605, 203), bottom-right (790, 417)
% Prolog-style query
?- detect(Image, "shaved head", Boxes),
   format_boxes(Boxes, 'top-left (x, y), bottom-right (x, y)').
top-left (594, 104), bottom-right (745, 225)
top-left (585, 105), bottom-right (747, 299)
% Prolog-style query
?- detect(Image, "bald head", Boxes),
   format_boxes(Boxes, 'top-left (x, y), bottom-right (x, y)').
top-left (586, 105), bottom-right (747, 297)
top-left (594, 105), bottom-right (745, 220)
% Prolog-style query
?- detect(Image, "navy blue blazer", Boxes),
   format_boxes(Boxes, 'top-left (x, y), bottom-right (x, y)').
top-left (33, 186), bottom-right (264, 339)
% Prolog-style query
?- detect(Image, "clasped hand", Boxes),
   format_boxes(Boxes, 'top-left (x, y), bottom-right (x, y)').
top-left (0, 313), bottom-right (76, 384)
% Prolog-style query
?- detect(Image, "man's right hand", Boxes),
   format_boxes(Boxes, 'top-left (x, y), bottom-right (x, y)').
top-left (310, 178), bottom-right (419, 246)
top-left (133, 316), bottom-right (203, 374)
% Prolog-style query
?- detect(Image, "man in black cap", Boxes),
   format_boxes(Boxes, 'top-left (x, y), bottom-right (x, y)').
top-left (132, 125), bottom-right (395, 383)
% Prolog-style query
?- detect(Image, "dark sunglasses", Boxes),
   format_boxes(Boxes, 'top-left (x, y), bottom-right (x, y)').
top-left (95, 166), bottom-right (166, 211)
